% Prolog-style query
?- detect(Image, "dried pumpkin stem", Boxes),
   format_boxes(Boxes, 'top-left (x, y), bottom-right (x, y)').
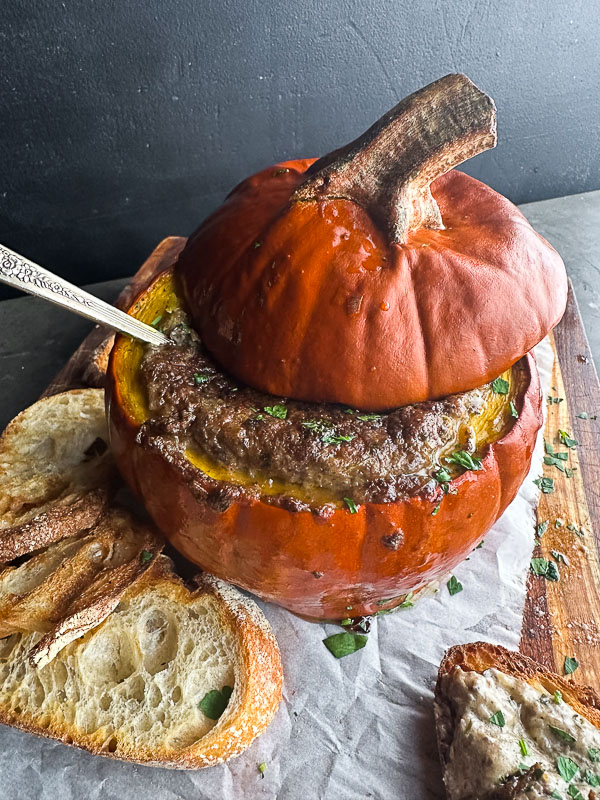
top-left (293, 73), bottom-right (497, 244)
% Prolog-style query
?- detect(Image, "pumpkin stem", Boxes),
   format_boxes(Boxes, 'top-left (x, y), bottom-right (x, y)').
top-left (293, 74), bottom-right (497, 244)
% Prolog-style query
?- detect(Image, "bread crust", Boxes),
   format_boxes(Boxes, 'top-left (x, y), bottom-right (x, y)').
top-left (434, 642), bottom-right (600, 791)
top-left (0, 557), bottom-right (283, 768)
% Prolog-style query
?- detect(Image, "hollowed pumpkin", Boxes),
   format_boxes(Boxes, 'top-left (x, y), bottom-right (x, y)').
top-left (107, 269), bottom-right (543, 619)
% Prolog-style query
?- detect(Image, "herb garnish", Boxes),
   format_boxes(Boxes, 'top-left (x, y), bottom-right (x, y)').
top-left (557, 756), bottom-right (579, 782)
top-left (550, 725), bottom-right (577, 744)
top-left (435, 468), bottom-right (452, 484)
top-left (140, 550), bottom-right (153, 564)
top-left (447, 451), bottom-right (482, 471)
top-left (537, 520), bottom-right (549, 537)
top-left (585, 770), bottom-right (600, 787)
top-left (264, 404), bottom-right (287, 419)
top-left (577, 412), bottom-right (589, 419)
top-left (564, 655), bottom-right (579, 675)
top-left (492, 377), bottom-right (510, 394)
top-left (357, 413), bottom-right (383, 421)
top-left (489, 710), bottom-right (506, 727)
top-left (551, 550), bottom-right (569, 566)
top-left (589, 748), bottom-right (600, 763)
top-left (258, 762), bottom-right (267, 778)
top-left (194, 373), bottom-right (210, 385)
top-left (519, 738), bottom-right (529, 756)
top-left (510, 400), bottom-right (519, 419)
top-left (199, 686), bottom-right (233, 720)
top-left (302, 420), bottom-right (355, 445)
top-left (323, 632), bottom-right (367, 659)
top-left (567, 786), bottom-right (584, 799)
top-left (447, 576), bottom-right (463, 596)
top-left (534, 476), bottom-right (555, 494)
top-left (431, 503), bottom-right (441, 516)
top-left (530, 558), bottom-right (560, 581)
top-left (559, 430), bottom-right (578, 449)
top-left (343, 497), bottom-right (359, 514)
top-left (554, 690), bottom-right (563, 704)
top-left (151, 314), bottom-right (163, 327)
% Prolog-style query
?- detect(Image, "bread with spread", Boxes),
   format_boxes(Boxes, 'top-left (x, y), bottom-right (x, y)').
top-left (435, 641), bottom-right (600, 799)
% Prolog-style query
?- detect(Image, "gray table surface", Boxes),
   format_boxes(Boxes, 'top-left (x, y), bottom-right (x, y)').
top-left (1, 189), bottom-right (599, 432)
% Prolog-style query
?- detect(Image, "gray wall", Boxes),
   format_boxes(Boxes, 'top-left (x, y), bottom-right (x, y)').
top-left (1, 0), bottom-right (599, 298)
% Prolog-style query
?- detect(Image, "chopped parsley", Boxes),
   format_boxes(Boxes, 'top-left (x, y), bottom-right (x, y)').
top-left (447, 450), bottom-right (482, 471)
top-left (551, 550), bottom-right (569, 566)
top-left (567, 786), bottom-right (584, 799)
top-left (492, 377), bottom-right (510, 394)
top-left (530, 558), bottom-right (560, 581)
top-left (534, 476), bottom-right (555, 494)
top-left (264, 404), bottom-right (288, 419)
top-left (357, 413), bottom-right (383, 421)
top-left (199, 686), bottom-right (233, 720)
top-left (343, 497), bottom-right (359, 514)
top-left (577, 412), bottom-right (589, 419)
top-left (537, 520), bottom-right (549, 537)
top-left (150, 314), bottom-right (163, 327)
top-left (323, 632), bottom-right (367, 659)
top-left (519, 738), bottom-right (529, 756)
top-left (557, 756), bottom-right (579, 782)
top-left (554, 690), bottom-right (563, 704)
top-left (302, 420), bottom-right (355, 445)
top-left (258, 762), bottom-right (267, 778)
top-left (564, 655), bottom-right (579, 675)
top-left (559, 430), bottom-right (578, 449)
top-left (431, 503), bottom-right (441, 516)
top-left (434, 468), bottom-right (452, 484)
top-left (589, 748), bottom-right (600, 763)
top-left (489, 710), bottom-right (506, 727)
top-left (140, 550), bottom-right (153, 564)
top-left (447, 575), bottom-right (463, 596)
top-left (549, 725), bottom-right (577, 744)
top-left (194, 373), bottom-right (210, 385)
top-left (585, 770), bottom-right (600, 787)
top-left (510, 400), bottom-right (519, 419)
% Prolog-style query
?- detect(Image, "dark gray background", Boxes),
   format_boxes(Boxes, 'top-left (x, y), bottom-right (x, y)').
top-left (1, 0), bottom-right (599, 299)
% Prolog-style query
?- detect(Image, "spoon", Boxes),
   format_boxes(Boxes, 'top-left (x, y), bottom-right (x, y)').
top-left (0, 243), bottom-right (169, 346)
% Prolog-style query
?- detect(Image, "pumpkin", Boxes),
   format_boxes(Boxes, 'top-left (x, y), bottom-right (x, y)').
top-left (107, 268), bottom-right (543, 619)
top-left (177, 74), bottom-right (567, 410)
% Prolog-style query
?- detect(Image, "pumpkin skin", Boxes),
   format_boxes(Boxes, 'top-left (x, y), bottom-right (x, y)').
top-left (178, 161), bottom-right (566, 411)
top-left (106, 269), bottom-right (543, 620)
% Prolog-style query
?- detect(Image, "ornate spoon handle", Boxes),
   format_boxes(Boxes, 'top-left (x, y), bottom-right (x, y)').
top-left (0, 243), bottom-right (169, 346)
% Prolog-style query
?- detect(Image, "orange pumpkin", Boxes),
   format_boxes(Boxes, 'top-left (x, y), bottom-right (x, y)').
top-left (177, 74), bottom-right (567, 410)
top-left (107, 73), bottom-right (562, 619)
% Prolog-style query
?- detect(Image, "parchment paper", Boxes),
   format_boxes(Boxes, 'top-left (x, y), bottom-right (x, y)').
top-left (0, 339), bottom-right (554, 800)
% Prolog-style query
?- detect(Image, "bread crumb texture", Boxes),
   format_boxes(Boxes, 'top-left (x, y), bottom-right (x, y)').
top-left (0, 563), bottom-right (282, 768)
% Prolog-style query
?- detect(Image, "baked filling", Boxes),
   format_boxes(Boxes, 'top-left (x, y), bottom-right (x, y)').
top-left (439, 666), bottom-right (600, 799)
top-left (118, 271), bottom-right (527, 510)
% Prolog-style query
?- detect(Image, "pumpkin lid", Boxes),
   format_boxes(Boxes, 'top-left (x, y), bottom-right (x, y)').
top-left (177, 74), bottom-right (567, 410)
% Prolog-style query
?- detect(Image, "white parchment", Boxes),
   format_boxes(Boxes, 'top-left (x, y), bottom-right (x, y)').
top-left (0, 339), bottom-right (554, 800)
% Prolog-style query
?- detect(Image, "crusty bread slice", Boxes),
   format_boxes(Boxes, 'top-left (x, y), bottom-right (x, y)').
top-left (0, 389), bottom-right (117, 560)
top-left (0, 556), bottom-right (282, 768)
top-left (0, 505), bottom-right (163, 665)
top-left (435, 642), bottom-right (600, 799)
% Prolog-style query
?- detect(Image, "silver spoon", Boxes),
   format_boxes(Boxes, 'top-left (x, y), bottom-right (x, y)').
top-left (0, 243), bottom-right (169, 346)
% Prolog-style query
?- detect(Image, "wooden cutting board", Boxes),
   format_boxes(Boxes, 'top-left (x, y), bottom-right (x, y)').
top-left (43, 237), bottom-right (600, 685)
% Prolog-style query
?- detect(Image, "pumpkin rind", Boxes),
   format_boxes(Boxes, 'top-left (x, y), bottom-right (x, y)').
top-left (106, 269), bottom-right (543, 620)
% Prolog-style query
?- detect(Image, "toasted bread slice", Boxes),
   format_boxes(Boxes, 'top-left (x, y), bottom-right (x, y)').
top-left (0, 505), bottom-right (163, 665)
top-left (435, 642), bottom-right (600, 799)
top-left (0, 556), bottom-right (282, 768)
top-left (0, 390), bottom-right (116, 560)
